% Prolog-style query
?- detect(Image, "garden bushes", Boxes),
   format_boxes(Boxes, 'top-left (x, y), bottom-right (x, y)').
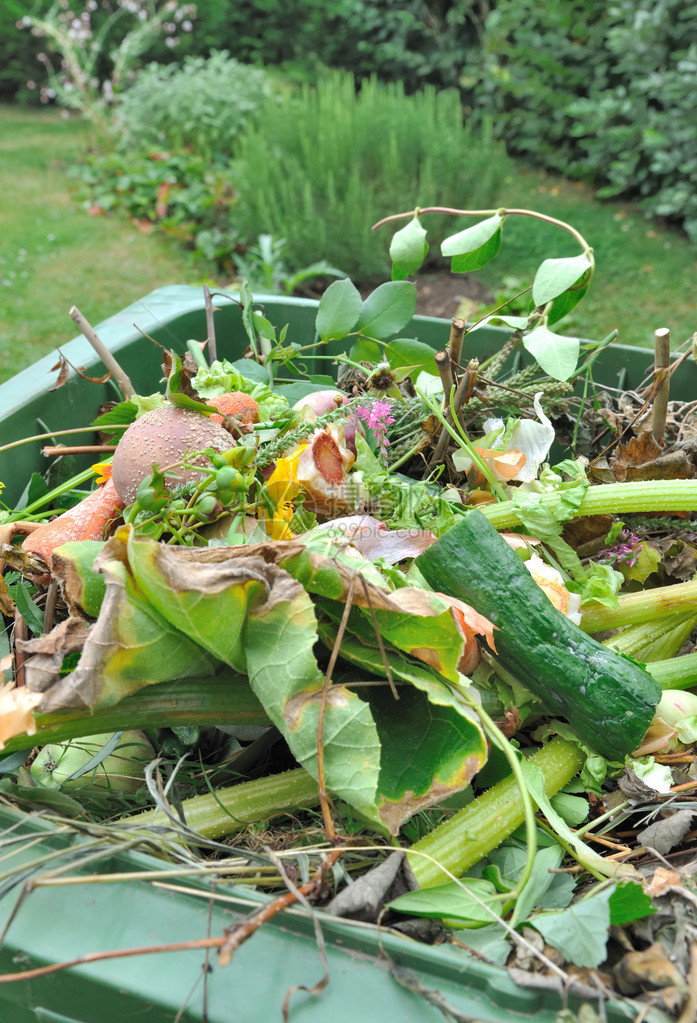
top-left (477, 0), bottom-right (697, 240)
top-left (231, 72), bottom-right (512, 280)
top-left (112, 52), bottom-right (269, 161)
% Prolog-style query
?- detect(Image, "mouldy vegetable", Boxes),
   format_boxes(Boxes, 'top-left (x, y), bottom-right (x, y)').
top-left (111, 404), bottom-right (234, 504)
top-left (30, 730), bottom-right (155, 794)
top-left (415, 510), bottom-right (662, 761)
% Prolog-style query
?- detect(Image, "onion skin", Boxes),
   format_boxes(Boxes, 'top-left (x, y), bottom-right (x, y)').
top-left (112, 405), bottom-right (233, 505)
top-left (293, 389), bottom-right (362, 453)
top-left (656, 689), bottom-right (697, 726)
top-left (206, 391), bottom-right (259, 431)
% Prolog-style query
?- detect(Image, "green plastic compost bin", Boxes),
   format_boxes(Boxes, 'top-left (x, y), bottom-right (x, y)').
top-left (0, 287), bottom-right (687, 1023)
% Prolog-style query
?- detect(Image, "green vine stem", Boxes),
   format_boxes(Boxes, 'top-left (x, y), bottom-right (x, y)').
top-left (373, 206), bottom-right (594, 261)
top-left (407, 735), bottom-right (584, 888)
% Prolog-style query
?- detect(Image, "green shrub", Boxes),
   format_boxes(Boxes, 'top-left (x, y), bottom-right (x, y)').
top-left (569, 0), bottom-right (697, 241)
top-left (72, 150), bottom-right (240, 270)
top-left (475, 0), bottom-right (610, 175)
top-left (1, 2), bottom-right (489, 102)
top-left (231, 72), bottom-right (512, 280)
top-left (477, 0), bottom-right (697, 240)
top-left (112, 52), bottom-right (269, 161)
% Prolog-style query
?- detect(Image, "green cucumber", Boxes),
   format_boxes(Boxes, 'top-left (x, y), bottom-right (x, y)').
top-left (414, 510), bottom-right (661, 761)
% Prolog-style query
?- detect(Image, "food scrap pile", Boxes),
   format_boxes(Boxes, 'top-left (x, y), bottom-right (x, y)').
top-left (2, 276), bottom-right (697, 1020)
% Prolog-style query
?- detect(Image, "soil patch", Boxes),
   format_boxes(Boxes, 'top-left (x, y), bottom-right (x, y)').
top-left (413, 272), bottom-right (494, 320)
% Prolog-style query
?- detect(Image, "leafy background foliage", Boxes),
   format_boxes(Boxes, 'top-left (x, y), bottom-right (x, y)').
top-left (231, 72), bottom-right (511, 280)
top-left (476, 0), bottom-right (697, 240)
top-left (112, 52), bottom-right (269, 160)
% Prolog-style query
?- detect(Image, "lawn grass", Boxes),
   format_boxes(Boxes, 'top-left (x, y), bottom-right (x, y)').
top-left (0, 105), bottom-right (206, 384)
top-left (1, 105), bottom-right (695, 390)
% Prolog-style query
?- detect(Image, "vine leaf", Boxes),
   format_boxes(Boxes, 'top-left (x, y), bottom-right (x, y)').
top-left (532, 254), bottom-right (593, 307)
top-left (356, 281), bottom-right (417, 340)
top-left (441, 215), bottom-right (504, 273)
top-left (390, 215), bottom-right (429, 280)
top-left (523, 324), bottom-right (580, 381)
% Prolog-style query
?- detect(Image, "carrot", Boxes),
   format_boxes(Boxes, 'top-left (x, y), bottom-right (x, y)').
top-left (207, 391), bottom-right (259, 427)
top-left (21, 478), bottom-right (125, 564)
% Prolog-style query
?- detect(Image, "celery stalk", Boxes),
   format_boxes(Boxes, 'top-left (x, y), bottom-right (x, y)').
top-left (481, 479), bottom-right (697, 531)
top-left (580, 578), bottom-right (697, 633)
top-left (647, 652), bottom-right (697, 691)
top-left (0, 675), bottom-right (269, 756)
top-left (408, 736), bottom-right (584, 888)
top-left (125, 767), bottom-right (319, 840)
top-left (602, 611), bottom-right (697, 663)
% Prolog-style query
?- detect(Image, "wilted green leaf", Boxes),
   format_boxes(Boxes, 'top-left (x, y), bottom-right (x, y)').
top-left (127, 533), bottom-right (384, 823)
top-left (38, 554), bottom-right (219, 711)
top-left (316, 278), bottom-right (362, 341)
top-left (126, 533), bottom-right (270, 672)
top-left (441, 215), bottom-right (504, 273)
top-left (387, 877), bottom-right (501, 924)
top-left (531, 888), bottom-right (613, 968)
top-left (532, 254), bottom-right (593, 307)
top-left (244, 569), bottom-right (382, 824)
top-left (356, 281), bottom-right (417, 340)
top-left (316, 627), bottom-right (488, 831)
top-left (523, 324), bottom-right (580, 381)
top-left (389, 215), bottom-right (429, 280)
top-left (52, 541), bottom-right (107, 617)
top-left (165, 351), bottom-right (217, 414)
top-left (368, 684), bottom-right (487, 833)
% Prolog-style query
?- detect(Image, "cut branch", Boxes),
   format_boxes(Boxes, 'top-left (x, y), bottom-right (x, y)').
top-left (69, 306), bottom-right (135, 399)
top-left (652, 327), bottom-right (671, 444)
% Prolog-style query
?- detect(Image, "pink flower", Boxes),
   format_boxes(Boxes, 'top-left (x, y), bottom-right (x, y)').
top-left (354, 399), bottom-right (395, 462)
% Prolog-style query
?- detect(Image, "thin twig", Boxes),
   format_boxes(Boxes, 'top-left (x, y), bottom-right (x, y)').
top-left (69, 306), bottom-right (135, 399)
top-left (430, 359), bottom-right (480, 467)
top-left (41, 445), bottom-right (116, 457)
top-left (203, 284), bottom-right (217, 364)
top-left (217, 848), bottom-right (343, 967)
top-left (434, 350), bottom-right (453, 394)
top-left (357, 574), bottom-right (398, 700)
top-left (43, 579), bottom-right (58, 634)
top-left (12, 609), bottom-right (28, 687)
top-left (317, 576), bottom-right (357, 841)
top-left (447, 317), bottom-right (466, 379)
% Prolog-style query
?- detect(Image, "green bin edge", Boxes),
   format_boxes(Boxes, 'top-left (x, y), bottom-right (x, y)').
top-left (0, 286), bottom-right (672, 1022)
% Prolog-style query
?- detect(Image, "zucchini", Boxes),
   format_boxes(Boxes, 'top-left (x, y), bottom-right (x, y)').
top-left (414, 510), bottom-right (661, 761)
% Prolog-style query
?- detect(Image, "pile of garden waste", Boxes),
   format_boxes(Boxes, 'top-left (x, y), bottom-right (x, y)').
top-left (2, 206), bottom-right (697, 1022)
